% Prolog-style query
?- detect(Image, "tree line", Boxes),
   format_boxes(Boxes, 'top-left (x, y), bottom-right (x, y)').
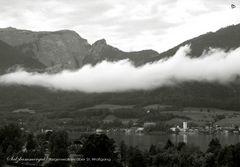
top-left (0, 124), bottom-right (240, 167)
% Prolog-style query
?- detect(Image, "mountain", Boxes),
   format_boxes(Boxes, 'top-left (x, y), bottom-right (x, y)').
top-left (1, 24), bottom-right (240, 111)
top-left (0, 39), bottom-right (44, 73)
top-left (1, 24), bottom-right (240, 71)
top-left (142, 24), bottom-right (240, 64)
top-left (0, 27), bottom-right (160, 71)
top-left (82, 38), bottom-right (159, 66)
top-left (0, 27), bottom-right (91, 70)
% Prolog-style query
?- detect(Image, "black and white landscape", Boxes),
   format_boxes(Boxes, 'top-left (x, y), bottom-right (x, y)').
top-left (0, 0), bottom-right (240, 167)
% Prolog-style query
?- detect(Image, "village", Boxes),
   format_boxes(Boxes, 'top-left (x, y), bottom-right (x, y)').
top-left (10, 105), bottom-right (240, 140)
top-left (93, 113), bottom-right (240, 136)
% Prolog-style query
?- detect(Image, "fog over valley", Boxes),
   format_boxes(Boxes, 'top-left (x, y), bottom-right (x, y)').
top-left (1, 45), bottom-right (240, 93)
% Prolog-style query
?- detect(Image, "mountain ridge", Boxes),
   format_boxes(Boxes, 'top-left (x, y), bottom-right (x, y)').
top-left (1, 24), bottom-right (240, 72)
top-left (142, 24), bottom-right (240, 64)
top-left (0, 27), bottom-right (161, 71)
top-left (1, 24), bottom-right (240, 111)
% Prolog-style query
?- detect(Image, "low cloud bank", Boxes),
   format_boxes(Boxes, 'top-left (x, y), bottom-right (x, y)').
top-left (0, 45), bottom-right (240, 93)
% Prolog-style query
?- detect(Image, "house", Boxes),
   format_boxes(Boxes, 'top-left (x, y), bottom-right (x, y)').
top-left (103, 115), bottom-right (118, 124)
top-left (73, 140), bottom-right (83, 145)
top-left (135, 127), bottom-right (144, 134)
top-left (144, 122), bottom-right (157, 128)
top-left (96, 128), bottom-right (105, 134)
top-left (133, 120), bottom-right (144, 127)
top-left (170, 127), bottom-right (177, 132)
top-left (120, 118), bottom-right (138, 126)
top-left (42, 129), bottom-right (53, 134)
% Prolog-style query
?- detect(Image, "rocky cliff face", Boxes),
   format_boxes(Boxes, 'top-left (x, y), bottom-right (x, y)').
top-left (82, 39), bottom-right (125, 65)
top-left (82, 38), bottom-right (160, 66)
top-left (0, 28), bottom-right (161, 71)
top-left (0, 27), bottom-right (91, 70)
top-left (0, 39), bottom-right (44, 74)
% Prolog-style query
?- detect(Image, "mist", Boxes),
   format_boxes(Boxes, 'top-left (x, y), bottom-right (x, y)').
top-left (0, 45), bottom-right (240, 93)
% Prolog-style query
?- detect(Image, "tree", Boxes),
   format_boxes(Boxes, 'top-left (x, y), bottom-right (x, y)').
top-left (217, 143), bottom-right (240, 167)
top-left (120, 141), bottom-right (127, 166)
top-left (207, 138), bottom-right (221, 154)
top-left (204, 153), bottom-right (216, 167)
top-left (217, 146), bottom-right (234, 167)
top-left (164, 139), bottom-right (174, 150)
top-left (204, 138), bottom-right (221, 167)
top-left (128, 147), bottom-right (146, 167)
top-left (36, 133), bottom-right (48, 152)
top-left (80, 134), bottom-right (121, 167)
top-left (149, 144), bottom-right (157, 155)
top-left (45, 131), bottom-right (53, 141)
top-left (153, 149), bottom-right (179, 167)
top-left (176, 142), bottom-right (186, 151)
top-left (232, 143), bottom-right (240, 167)
top-left (0, 147), bottom-right (5, 167)
top-left (49, 131), bottom-right (69, 158)
top-left (26, 133), bottom-right (37, 151)
top-left (6, 145), bottom-right (14, 157)
top-left (0, 124), bottom-right (24, 154)
top-left (178, 144), bottom-right (203, 167)
top-left (47, 131), bottom-right (69, 167)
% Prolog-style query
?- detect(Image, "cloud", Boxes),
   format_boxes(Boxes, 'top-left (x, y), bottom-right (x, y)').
top-left (0, 0), bottom-right (239, 52)
top-left (1, 45), bottom-right (240, 93)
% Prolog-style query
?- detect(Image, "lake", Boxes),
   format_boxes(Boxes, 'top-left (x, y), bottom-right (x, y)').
top-left (107, 133), bottom-right (240, 151)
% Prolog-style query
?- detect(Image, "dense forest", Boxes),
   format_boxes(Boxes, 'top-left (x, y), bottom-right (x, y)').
top-left (1, 80), bottom-right (240, 113)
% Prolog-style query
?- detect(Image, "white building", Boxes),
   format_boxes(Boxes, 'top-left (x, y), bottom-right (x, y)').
top-left (143, 122), bottom-right (157, 128)
top-left (135, 127), bottom-right (144, 134)
top-left (170, 122), bottom-right (188, 133)
top-left (183, 122), bottom-right (188, 131)
top-left (96, 129), bottom-right (104, 134)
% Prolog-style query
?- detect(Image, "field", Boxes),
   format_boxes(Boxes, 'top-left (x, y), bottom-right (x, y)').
top-left (1, 103), bottom-right (240, 131)
top-left (162, 107), bottom-right (240, 126)
top-left (77, 104), bottom-right (240, 127)
top-left (78, 104), bottom-right (134, 111)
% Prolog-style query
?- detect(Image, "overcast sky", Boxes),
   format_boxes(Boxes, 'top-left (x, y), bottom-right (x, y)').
top-left (0, 0), bottom-right (239, 52)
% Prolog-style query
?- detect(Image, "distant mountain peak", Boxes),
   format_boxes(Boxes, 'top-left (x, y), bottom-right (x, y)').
top-left (2, 27), bottom-right (17, 31)
top-left (93, 39), bottom-right (107, 46)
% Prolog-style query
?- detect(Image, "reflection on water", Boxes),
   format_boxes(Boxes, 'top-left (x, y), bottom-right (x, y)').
top-left (107, 133), bottom-right (240, 151)
top-left (183, 134), bottom-right (187, 143)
